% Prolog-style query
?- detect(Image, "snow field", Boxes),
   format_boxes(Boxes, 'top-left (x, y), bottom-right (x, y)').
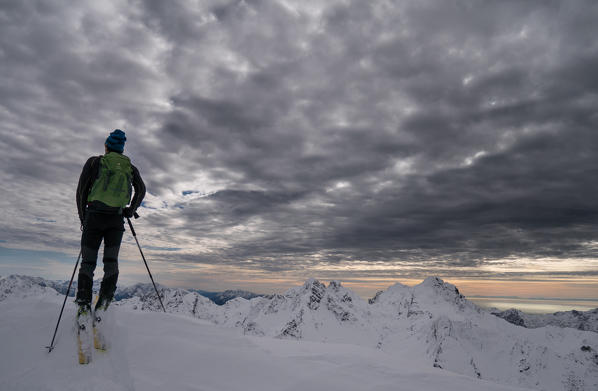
top-left (0, 293), bottom-right (530, 391)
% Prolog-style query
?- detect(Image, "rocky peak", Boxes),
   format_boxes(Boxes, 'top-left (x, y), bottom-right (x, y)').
top-left (293, 278), bottom-right (327, 310)
top-left (492, 308), bottom-right (526, 327)
top-left (368, 290), bottom-right (384, 305)
top-left (415, 277), bottom-right (470, 308)
top-left (419, 276), bottom-right (457, 292)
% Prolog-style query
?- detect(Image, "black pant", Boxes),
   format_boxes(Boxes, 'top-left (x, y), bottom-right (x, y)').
top-left (75, 211), bottom-right (124, 306)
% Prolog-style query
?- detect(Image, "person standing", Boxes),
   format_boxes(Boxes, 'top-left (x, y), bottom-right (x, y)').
top-left (75, 129), bottom-right (145, 315)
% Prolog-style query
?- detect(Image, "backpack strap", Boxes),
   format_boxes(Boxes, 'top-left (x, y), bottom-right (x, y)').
top-left (90, 155), bottom-right (102, 181)
top-left (77, 155), bottom-right (103, 223)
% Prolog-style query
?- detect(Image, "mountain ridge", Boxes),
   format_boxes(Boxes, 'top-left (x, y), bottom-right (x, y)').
top-left (0, 274), bottom-right (264, 305)
top-left (493, 307), bottom-right (598, 333)
top-left (1, 274), bottom-right (597, 391)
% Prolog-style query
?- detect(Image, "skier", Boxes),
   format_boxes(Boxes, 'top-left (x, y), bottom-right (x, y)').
top-left (74, 129), bottom-right (145, 326)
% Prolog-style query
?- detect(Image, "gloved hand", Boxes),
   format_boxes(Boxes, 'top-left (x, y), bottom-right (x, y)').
top-left (123, 207), bottom-right (135, 218)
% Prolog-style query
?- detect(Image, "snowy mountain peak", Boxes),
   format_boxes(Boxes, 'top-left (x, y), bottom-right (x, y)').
top-left (417, 276), bottom-right (462, 298)
top-left (369, 281), bottom-right (411, 304)
top-left (297, 278), bottom-right (327, 310)
top-left (0, 275), bottom-right (60, 301)
top-left (286, 279), bottom-right (359, 315)
top-left (412, 276), bottom-right (477, 314)
top-left (217, 279), bottom-right (367, 340)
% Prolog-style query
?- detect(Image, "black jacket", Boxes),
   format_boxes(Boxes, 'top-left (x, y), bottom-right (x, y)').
top-left (76, 154), bottom-right (146, 223)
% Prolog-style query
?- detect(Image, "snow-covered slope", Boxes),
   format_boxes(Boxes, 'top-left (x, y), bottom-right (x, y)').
top-left (492, 308), bottom-right (598, 333)
top-left (214, 277), bottom-right (598, 391)
top-left (0, 292), bottom-right (531, 391)
top-left (2, 274), bottom-right (597, 391)
top-left (368, 277), bottom-right (598, 391)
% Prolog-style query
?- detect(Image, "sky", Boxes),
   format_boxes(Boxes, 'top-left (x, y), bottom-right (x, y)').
top-left (1, 0), bottom-right (598, 300)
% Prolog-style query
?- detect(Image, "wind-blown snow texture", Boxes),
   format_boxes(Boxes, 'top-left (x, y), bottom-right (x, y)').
top-left (1, 275), bottom-right (597, 391)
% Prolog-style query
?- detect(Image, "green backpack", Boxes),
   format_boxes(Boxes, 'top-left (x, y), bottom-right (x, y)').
top-left (87, 152), bottom-right (133, 208)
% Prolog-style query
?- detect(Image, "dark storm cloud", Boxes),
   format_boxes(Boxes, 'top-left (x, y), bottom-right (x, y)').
top-left (139, 0), bottom-right (598, 266)
top-left (1, 0), bottom-right (598, 280)
top-left (328, 128), bottom-right (598, 260)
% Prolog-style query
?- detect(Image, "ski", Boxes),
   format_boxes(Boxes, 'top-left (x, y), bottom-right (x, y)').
top-left (93, 308), bottom-right (108, 351)
top-left (93, 297), bottom-right (112, 351)
top-left (76, 305), bottom-right (92, 364)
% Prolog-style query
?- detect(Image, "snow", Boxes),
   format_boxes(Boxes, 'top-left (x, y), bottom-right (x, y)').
top-left (1, 275), bottom-right (597, 391)
top-left (0, 294), bottom-right (528, 391)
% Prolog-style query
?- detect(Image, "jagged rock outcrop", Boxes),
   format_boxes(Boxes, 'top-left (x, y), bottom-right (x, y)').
top-left (217, 279), bottom-right (370, 341)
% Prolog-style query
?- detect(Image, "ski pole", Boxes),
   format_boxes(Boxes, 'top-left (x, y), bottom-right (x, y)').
top-left (46, 249), bottom-right (82, 353)
top-left (126, 217), bottom-right (166, 313)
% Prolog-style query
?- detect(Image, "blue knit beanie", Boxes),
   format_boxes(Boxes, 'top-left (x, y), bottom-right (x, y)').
top-left (105, 129), bottom-right (126, 153)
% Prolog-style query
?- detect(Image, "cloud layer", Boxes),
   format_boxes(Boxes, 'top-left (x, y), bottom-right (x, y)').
top-left (1, 0), bottom-right (598, 288)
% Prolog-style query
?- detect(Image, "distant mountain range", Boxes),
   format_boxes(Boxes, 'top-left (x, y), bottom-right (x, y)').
top-left (18, 276), bottom-right (263, 305)
top-left (3, 274), bottom-right (597, 328)
top-left (1, 274), bottom-right (597, 391)
top-left (492, 307), bottom-right (598, 333)
top-left (189, 289), bottom-right (262, 305)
